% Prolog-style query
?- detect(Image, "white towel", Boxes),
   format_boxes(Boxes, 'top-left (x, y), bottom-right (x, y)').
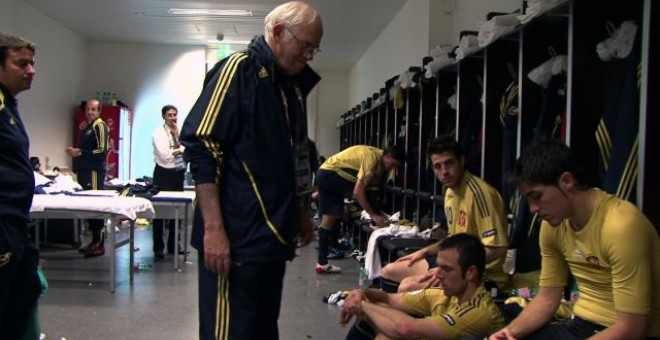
top-left (364, 225), bottom-right (421, 280)
top-left (527, 55), bottom-right (567, 88)
top-left (517, 0), bottom-right (566, 24)
top-left (455, 35), bottom-right (479, 60)
top-left (425, 56), bottom-right (455, 78)
top-left (478, 14), bottom-right (519, 47)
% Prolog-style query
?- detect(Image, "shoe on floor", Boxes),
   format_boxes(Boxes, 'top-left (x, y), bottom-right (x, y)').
top-left (154, 250), bottom-right (165, 259)
top-left (78, 241), bottom-right (96, 254)
top-left (316, 263), bottom-right (341, 274)
top-left (84, 243), bottom-right (105, 258)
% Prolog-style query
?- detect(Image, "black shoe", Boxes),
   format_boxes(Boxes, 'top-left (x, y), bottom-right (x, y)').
top-left (154, 250), bottom-right (165, 259)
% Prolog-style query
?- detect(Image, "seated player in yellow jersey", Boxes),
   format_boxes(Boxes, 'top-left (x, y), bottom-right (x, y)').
top-left (380, 136), bottom-right (508, 293)
top-left (340, 233), bottom-right (506, 340)
top-left (490, 139), bottom-right (659, 340)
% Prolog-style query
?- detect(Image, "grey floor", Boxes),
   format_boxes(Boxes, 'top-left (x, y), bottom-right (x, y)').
top-left (38, 224), bottom-right (358, 340)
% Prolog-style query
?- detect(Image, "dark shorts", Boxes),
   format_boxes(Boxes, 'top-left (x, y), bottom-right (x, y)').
top-left (425, 254), bottom-right (438, 268)
top-left (316, 169), bottom-right (384, 218)
top-left (528, 316), bottom-right (606, 340)
top-left (315, 169), bottom-right (356, 217)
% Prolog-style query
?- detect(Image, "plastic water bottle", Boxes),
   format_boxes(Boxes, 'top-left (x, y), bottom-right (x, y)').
top-left (358, 264), bottom-right (368, 290)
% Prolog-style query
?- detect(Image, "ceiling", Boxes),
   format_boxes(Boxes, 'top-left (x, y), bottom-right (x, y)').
top-left (23, 0), bottom-right (408, 70)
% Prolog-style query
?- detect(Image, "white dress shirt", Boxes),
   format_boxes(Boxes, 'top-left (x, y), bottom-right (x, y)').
top-left (152, 124), bottom-right (184, 169)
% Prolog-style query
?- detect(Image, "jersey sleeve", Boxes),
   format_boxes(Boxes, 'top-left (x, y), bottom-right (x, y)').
top-left (472, 186), bottom-right (508, 247)
top-left (538, 222), bottom-right (569, 287)
top-left (602, 208), bottom-right (655, 315)
top-left (180, 53), bottom-right (247, 185)
top-left (429, 305), bottom-right (495, 339)
top-left (401, 289), bottom-right (435, 316)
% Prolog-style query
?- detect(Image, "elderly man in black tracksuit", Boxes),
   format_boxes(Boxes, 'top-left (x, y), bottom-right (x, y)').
top-left (180, 2), bottom-right (323, 339)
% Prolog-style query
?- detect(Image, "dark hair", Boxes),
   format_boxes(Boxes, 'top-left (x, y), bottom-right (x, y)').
top-left (29, 156), bottom-right (41, 170)
top-left (384, 145), bottom-right (406, 163)
top-left (439, 233), bottom-right (486, 279)
top-left (510, 139), bottom-right (590, 189)
top-left (0, 32), bottom-right (35, 65)
top-left (161, 105), bottom-right (178, 117)
top-left (428, 135), bottom-right (464, 160)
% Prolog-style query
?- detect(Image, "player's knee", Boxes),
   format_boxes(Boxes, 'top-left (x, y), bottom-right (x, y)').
top-left (380, 262), bottom-right (402, 281)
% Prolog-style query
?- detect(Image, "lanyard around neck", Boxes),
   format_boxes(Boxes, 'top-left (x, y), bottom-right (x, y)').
top-left (164, 125), bottom-right (179, 148)
top-left (279, 85), bottom-right (304, 144)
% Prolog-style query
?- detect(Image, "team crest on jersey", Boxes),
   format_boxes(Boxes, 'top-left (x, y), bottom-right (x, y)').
top-left (0, 252), bottom-right (12, 267)
top-left (258, 66), bottom-right (269, 78)
top-left (586, 256), bottom-right (601, 270)
top-left (441, 314), bottom-right (456, 326)
top-left (458, 210), bottom-right (467, 231)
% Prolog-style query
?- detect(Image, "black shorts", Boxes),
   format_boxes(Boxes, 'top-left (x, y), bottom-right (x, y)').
top-left (316, 169), bottom-right (355, 217)
top-left (316, 169), bottom-right (384, 218)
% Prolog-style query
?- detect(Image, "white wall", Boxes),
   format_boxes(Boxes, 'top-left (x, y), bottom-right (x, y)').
top-left (0, 0), bottom-right (87, 169)
top-left (348, 0), bottom-right (431, 107)
top-left (87, 43), bottom-right (206, 179)
top-left (308, 70), bottom-right (348, 158)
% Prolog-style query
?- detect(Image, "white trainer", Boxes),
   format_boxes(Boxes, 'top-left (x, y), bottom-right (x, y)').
top-left (315, 263), bottom-right (342, 274)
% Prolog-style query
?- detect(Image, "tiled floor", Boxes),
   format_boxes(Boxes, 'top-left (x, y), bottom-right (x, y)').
top-left (38, 225), bottom-right (359, 340)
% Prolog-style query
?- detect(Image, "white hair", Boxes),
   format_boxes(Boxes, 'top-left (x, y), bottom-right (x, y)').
top-left (264, 1), bottom-right (322, 38)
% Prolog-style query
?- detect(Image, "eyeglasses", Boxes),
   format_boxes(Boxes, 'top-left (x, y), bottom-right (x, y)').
top-left (285, 26), bottom-right (321, 55)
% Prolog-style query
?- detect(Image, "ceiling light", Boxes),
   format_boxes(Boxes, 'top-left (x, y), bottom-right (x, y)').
top-left (168, 8), bottom-right (253, 17)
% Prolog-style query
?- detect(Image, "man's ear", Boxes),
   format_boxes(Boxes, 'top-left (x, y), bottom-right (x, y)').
top-left (466, 265), bottom-right (479, 281)
top-left (558, 171), bottom-right (577, 191)
top-left (272, 23), bottom-right (287, 40)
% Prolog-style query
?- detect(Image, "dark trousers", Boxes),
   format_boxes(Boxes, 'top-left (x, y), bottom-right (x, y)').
top-left (152, 165), bottom-right (184, 253)
top-left (0, 218), bottom-right (42, 339)
top-left (78, 169), bottom-right (105, 243)
top-left (198, 257), bottom-right (286, 340)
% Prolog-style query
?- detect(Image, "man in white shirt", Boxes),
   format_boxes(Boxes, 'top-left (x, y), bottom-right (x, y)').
top-left (152, 104), bottom-right (185, 258)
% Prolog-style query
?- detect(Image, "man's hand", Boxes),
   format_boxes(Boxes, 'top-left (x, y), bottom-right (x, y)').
top-left (395, 248), bottom-right (426, 266)
top-left (203, 227), bottom-right (231, 277)
top-left (340, 290), bottom-right (367, 326)
top-left (421, 267), bottom-right (441, 288)
top-left (489, 327), bottom-right (517, 340)
top-left (371, 213), bottom-right (388, 227)
top-left (66, 147), bottom-right (81, 157)
top-left (295, 211), bottom-right (314, 247)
